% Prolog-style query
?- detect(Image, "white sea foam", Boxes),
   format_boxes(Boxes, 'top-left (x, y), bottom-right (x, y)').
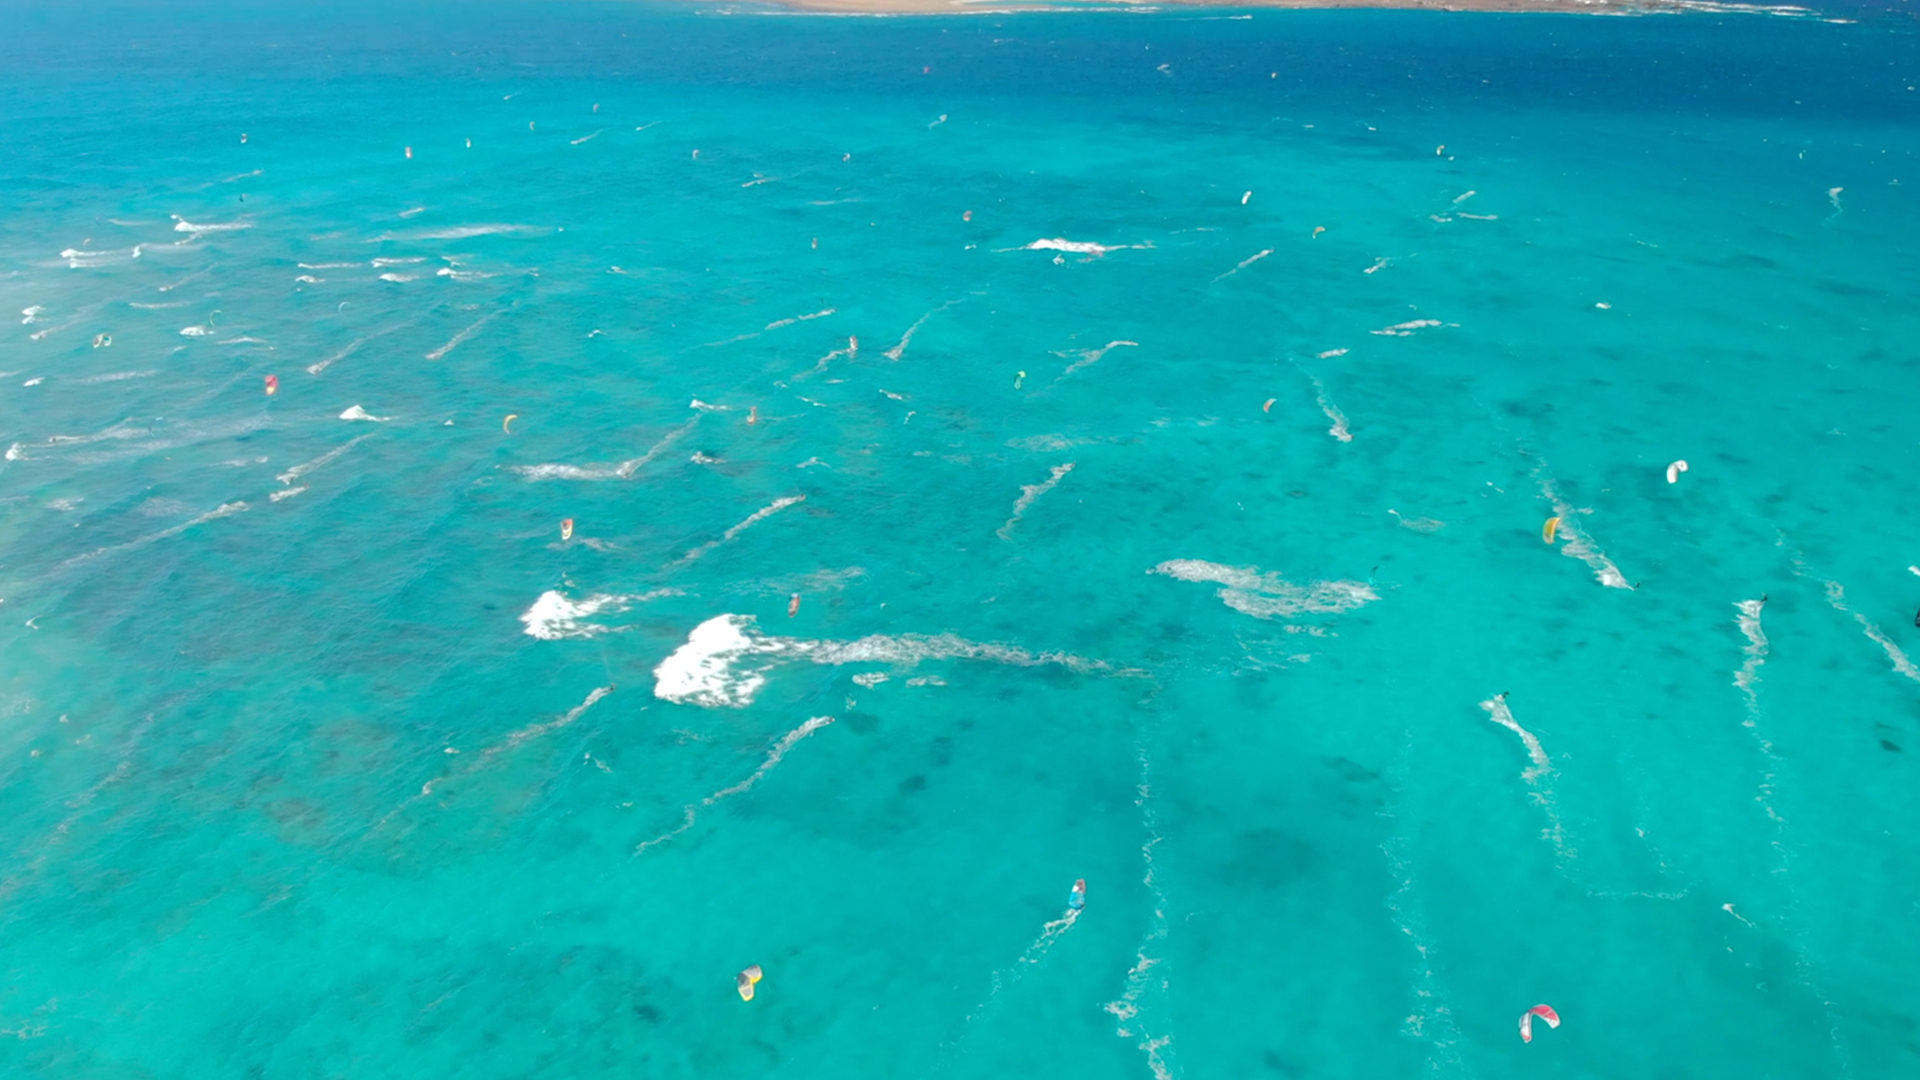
top-left (997, 462), bottom-right (1074, 539)
top-left (339, 405), bottom-right (389, 422)
top-left (1381, 830), bottom-right (1466, 1075)
top-left (378, 272), bottom-right (423, 283)
top-left (1307, 374), bottom-right (1352, 441)
top-left (309, 321), bottom-right (412, 375)
top-left (1540, 478), bottom-right (1632, 589)
top-left (763, 308), bottom-right (835, 331)
top-left (1104, 742), bottom-right (1177, 1080)
top-left (636, 715), bottom-right (836, 854)
top-left (651, 613), bottom-right (1129, 709)
top-left (425, 312), bottom-right (499, 360)
top-left (60, 246), bottom-right (142, 269)
top-left (64, 417), bottom-right (272, 466)
top-left (571, 129), bottom-right (604, 145)
top-left (951, 900), bottom-right (1084, 1050)
top-left (45, 419), bottom-right (149, 446)
top-left (270, 486), bottom-right (306, 503)
top-left (1370, 318), bottom-right (1445, 337)
top-left (882, 300), bottom-right (959, 361)
top-left (1149, 559), bottom-right (1376, 620)
top-left (1009, 237), bottom-right (1151, 259)
top-left (178, 324), bottom-right (216, 337)
top-left (520, 589), bottom-right (676, 640)
top-left (1822, 581), bottom-right (1920, 685)
top-left (1315, 348), bottom-right (1348, 359)
top-left (1732, 597), bottom-right (1784, 825)
top-left (511, 417), bottom-right (699, 482)
top-left (1734, 598), bottom-right (1768, 704)
top-left (20, 305), bottom-right (44, 324)
top-left (371, 225), bottom-right (536, 242)
top-left (157, 266), bottom-right (212, 292)
top-left (1481, 694), bottom-right (1572, 862)
top-left (294, 275), bottom-right (324, 284)
top-left (675, 495), bottom-right (806, 566)
top-left (128, 300), bottom-right (189, 309)
top-left (58, 501), bottom-right (248, 570)
top-left (73, 370), bottom-right (156, 384)
top-left (297, 262), bottom-right (361, 269)
top-left (1211, 248), bottom-right (1272, 283)
top-left (376, 685), bottom-right (617, 831)
top-left (792, 344), bottom-right (854, 381)
top-left (277, 434), bottom-right (371, 485)
top-left (170, 215), bottom-right (251, 235)
top-left (1053, 340), bottom-right (1137, 381)
top-left (1387, 509), bottom-right (1445, 534)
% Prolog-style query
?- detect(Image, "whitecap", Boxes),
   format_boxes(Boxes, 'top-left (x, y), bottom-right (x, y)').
top-left (339, 405), bottom-right (390, 422)
top-left (1007, 237), bottom-right (1152, 259)
top-left (651, 613), bottom-right (1130, 709)
top-left (520, 588), bottom-right (676, 640)
top-left (1370, 319), bottom-right (1445, 337)
top-left (171, 215), bottom-right (251, 235)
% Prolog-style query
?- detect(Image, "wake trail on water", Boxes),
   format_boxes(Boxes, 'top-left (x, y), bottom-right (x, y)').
top-left (998, 463), bottom-right (1073, 539)
top-left (1733, 598), bottom-right (1784, 825)
top-left (934, 902), bottom-right (1085, 1072)
top-left (635, 715), bottom-right (835, 854)
top-left (1052, 340), bottom-right (1137, 384)
top-left (372, 685), bottom-right (614, 834)
top-left (1480, 694), bottom-right (1574, 865)
top-left (511, 415), bottom-right (700, 482)
top-left (1822, 581), bottom-right (1920, 686)
top-left (424, 311), bottom-right (499, 361)
top-left (308, 319), bottom-right (415, 375)
top-left (1537, 475), bottom-right (1633, 589)
top-left (58, 501), bottom-right (249, 571)
top-left (651, 614), bottom-right (1137, 709)
top-left (882, 299), bottom-right (960, 361)
top-left (277, 434), bottom-right (372, 485)
top-left (1725, 585), bottom-right (1854, 1078)
top-left (1380, 782), bottom-right (1467, 1080)
top-left (1105, 740), bottom-right (1178, 1080)
top-left (674, 495), bottom-right (805, 566)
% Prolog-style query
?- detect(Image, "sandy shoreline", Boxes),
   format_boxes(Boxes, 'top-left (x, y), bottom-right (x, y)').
top-left (710, 0), bottom-right (1821, 17)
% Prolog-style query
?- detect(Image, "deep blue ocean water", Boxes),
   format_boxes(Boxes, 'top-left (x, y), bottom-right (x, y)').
top-left (2, 2), bottom-right (1919, 1076)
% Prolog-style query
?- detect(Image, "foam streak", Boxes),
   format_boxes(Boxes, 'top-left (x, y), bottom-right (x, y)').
top-left (424, 311), bottom-right (499, 361)
top-left (59, 502), bottom-right (248, 570)
top-left (277, 434), bottom-right (372, 485)
top-left (675, 495), bottom-right (806, 566)
top-left (636, 716), bottom-right (835, 853)
top-left (997, 463), bottom-right (1074, 539)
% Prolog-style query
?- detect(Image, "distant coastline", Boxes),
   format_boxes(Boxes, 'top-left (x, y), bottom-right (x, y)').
top-left (722, 0), bottom-right (1826, 18)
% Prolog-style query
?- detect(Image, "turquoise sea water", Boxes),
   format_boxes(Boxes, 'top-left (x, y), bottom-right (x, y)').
top-left (3, 2), bottom-right (1920, 1076)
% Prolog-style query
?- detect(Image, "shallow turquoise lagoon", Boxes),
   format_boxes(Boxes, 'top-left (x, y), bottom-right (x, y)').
top-left (2, 3), bottom-right (1919, 1077)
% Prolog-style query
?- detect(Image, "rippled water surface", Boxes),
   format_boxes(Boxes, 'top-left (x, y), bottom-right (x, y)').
top-left (2, 3), bottom-right (1918, 1077)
